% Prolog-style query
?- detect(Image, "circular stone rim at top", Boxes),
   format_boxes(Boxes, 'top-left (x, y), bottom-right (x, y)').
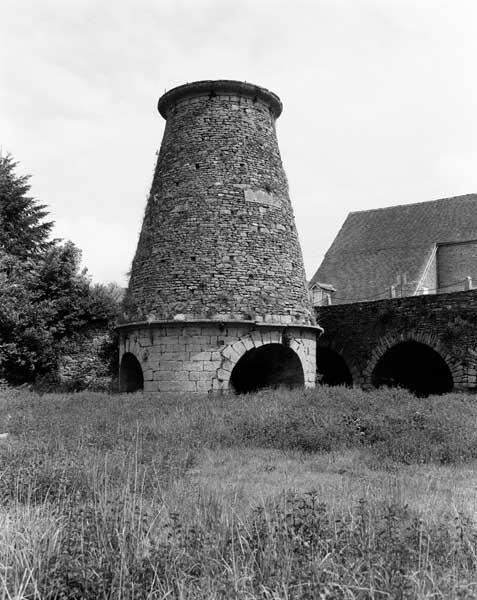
top-left (158, 80), bottom-right (283, 119)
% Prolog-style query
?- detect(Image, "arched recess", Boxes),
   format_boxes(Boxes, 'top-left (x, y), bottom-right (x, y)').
top-left (119, 352), bottom-right (144, 393)
top-left (371, 340), bottom-right (453, 396)
top-left (316, 347), bottom-right (353, 386)
top-left (215, 329), bottom-right (315, 392)
top-left (230, 343), bottom-right (305, 394)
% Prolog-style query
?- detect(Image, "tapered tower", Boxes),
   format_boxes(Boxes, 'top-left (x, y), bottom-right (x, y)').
top-left (118, 80), bottom-right (320, 394)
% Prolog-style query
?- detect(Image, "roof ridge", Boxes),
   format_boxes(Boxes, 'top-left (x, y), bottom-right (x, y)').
top-left (329, 243), bottom-right (436, 255)
top-left (348, 193), bottom-right (477, 216)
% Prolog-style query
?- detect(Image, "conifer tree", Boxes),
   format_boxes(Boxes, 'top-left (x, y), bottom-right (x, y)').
top-left (0, 152), bottom-right (54, 258)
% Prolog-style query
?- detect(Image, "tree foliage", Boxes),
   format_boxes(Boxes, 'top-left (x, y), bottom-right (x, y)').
top-left (0, 153), bottom-right (121, 386)
top-left (0, 153), bottom-right (54, 257)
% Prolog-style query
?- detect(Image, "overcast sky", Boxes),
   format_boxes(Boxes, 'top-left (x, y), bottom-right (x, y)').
top-left (2, 0), bottom-right (477, 285)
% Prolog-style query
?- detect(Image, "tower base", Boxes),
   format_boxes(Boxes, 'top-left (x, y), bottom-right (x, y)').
top-left (117, 321), bottom-right (319, 394)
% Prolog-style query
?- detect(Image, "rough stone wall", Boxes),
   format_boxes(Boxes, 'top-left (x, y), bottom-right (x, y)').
top-left (59, 326), bottom-right (114, 391)
top-left (125, 81), bottom-right (314, 326)
top-left (316, 289), bottom-right (477, 390)
top-left (119, 323), bottom-right (316, 393)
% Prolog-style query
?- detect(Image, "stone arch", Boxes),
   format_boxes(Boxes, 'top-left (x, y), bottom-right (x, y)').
top-left (365, 331), bottom-right (456, 396)
top-left (230, 343), bottom-right (304, 394)
top-left (119, 352), bottom-right (144, 392)
top-left (215, 329), bottom-right (314, 392)
top-left (316, 346), bottom-right (353, 386)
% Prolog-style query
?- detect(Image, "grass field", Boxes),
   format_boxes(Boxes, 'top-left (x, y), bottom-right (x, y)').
top-left (1, 385), bottom-right (477, 599)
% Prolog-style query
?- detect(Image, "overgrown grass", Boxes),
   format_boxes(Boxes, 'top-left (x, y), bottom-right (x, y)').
top-left (1, 386), bottom-right (477, 598)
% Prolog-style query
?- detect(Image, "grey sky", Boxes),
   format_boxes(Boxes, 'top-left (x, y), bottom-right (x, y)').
top-left (2, 0), bottom-right (477, 284)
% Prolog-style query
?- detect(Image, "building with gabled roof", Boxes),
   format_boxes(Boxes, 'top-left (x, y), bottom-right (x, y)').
top-left (311, 194), bottom-right (477, 305)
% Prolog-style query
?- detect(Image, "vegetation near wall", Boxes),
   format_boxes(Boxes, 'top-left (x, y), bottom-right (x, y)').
top-left (1, 385), bottom-right (477, 598)
top-left (0, 153), bottom-right (120, 388)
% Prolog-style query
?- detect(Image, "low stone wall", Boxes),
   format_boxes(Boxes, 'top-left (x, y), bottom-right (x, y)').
top-left (118, 320), bottom-right (318, 394)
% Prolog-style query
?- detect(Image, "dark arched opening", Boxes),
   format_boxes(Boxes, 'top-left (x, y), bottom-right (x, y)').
top-left (371, 341), bottom-right (453, 397)
top-left (119, 352), bottom-right (144, 392)
top-left (230, 343), bottom-right (305, 394)
top-left (316, 347), bottom-right (353, 386)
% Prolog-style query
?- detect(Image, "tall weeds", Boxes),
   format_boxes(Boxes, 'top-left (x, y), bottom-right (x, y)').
top-left (0, 386), bottom-right (476, 598)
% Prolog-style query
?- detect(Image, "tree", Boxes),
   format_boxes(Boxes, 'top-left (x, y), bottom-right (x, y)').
top-left (0, 251), bottom-right (55, 384)
top-left (0, 152), bottom-right (122, 387)
top-left (0, 153), bottom-right (54, 258)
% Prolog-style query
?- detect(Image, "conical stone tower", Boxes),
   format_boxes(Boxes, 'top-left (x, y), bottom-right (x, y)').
top-left (118, 80), bottom-right (321, 394)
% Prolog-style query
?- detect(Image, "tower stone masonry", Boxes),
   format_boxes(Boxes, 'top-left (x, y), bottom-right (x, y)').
top-left (118, 80), bottom-right (321, 394)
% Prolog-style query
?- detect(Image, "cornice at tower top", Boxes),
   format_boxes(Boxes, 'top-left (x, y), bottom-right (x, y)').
top-left (158, 79), bottom-right (283, 119)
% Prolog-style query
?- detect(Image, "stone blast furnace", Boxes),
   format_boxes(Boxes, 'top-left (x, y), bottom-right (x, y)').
top-left (118, 80), bottom-right (321, 394)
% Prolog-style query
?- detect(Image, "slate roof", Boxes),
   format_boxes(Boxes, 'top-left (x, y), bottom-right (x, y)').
top-left (311, 194), bottom-right (477, 305)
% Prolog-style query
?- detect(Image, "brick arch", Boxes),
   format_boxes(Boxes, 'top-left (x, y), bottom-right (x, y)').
top-left (214, 330), bottom-right (315, 391)
top-left (362, 330), bottom-right (460, 387)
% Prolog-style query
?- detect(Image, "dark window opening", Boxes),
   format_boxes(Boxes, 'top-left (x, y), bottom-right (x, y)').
top-left (119, 352), bottom-right (144, 393)
top-left (230, 343), bottom-right (304, 394)
top-left (316, 348), bottom-right (352, 387)
top-left (372, 341), bottom-right (453, 397)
